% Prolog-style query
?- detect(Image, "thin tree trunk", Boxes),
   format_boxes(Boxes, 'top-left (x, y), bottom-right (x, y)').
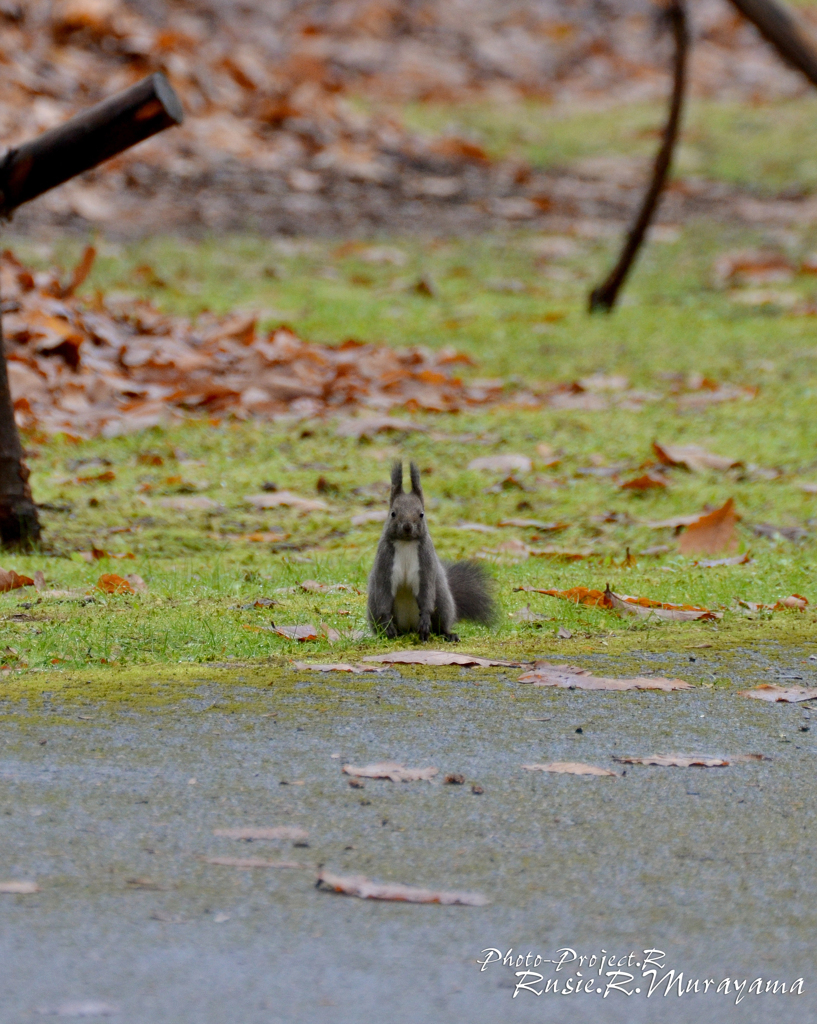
top-left (728, 0), bottom-right (817, 87)
top-left (0, 312), bottom-right (39, 545)
top-left (588, 0), bottom-right (689, 313)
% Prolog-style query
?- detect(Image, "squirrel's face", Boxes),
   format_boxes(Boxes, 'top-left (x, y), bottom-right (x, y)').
top-left (387, 492), bottom-right (426, 540)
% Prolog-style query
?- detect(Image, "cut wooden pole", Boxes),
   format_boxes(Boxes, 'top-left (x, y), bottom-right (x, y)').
top-left (0, 73), bottom-right (183, 545)
top-left (588, 0), bottom-right (688, 313)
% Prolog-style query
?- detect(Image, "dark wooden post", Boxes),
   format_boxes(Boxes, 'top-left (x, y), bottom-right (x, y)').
top-left (0, 73), bottom-right (183, 546)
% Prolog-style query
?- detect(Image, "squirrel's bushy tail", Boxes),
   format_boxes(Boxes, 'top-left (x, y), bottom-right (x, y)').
top-left (444, 561), bottom-right (496, 625)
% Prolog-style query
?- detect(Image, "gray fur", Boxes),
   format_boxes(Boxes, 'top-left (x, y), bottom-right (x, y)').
top-left (367, 461), bottom-right (496, 642)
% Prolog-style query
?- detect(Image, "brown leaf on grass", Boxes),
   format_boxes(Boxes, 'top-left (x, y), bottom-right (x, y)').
top-left (498, 519), bottom-right (567, 531)
top-left (621, 473), bottom-right (667, 491)
top-left (300, 580), bottom-right (352, 593)
top-left (33, 571), bottom-right (45, 591)
top-left (519, 662), bottom-right (692, 691)
top-left (696, 554), bottom-right (751, 567)
top-left (518, 585), bottom-right (719, 620)
top-left (0, 880), bottom-right (39, 894)
top-left (342, 762), bottom-right (438, 782)
top-left (527, 548), bottom-right (598, 561)
top-left (246, 492), bottom-right (329, 513)
top-left (319, 624), bottom-right (368, 643)
top-left (203, 857), bottom-right (303, 869)
top-left (97, 573), bottom-right (134, 595)
top-left (613, 754), bottom-right (730, 767)
top-left (125, 574), bottom-right (147, 593)
top-left (604, 586), bottom-right (721, 621)
top-left (62, 245), bottom-right (96, 298)
top-left (712, 249), bottom-right (794, 287)
top-left (676, 386), bottom-right (756, 411)
top-left (77, 469), bottom-right (115, 484)
top-left (159, 496), bottom-right (226, 512)
top-left (213, 826), bottom-right (308, 841)
top-left (647, 513), bottom-right (706, 529)
top-left (522, 761), bottom-right (617, 777)
top-left (738, 684), bottom-right (817, 703)
top-left (293, 662), bottom-right (389, 673)
top-left (0, 568), bottom-right (34, 593)
top-left (316, 869), bottom-right (488, 906)
top-left (335, 417), bottom-right (427, 440)
top-left (677, 498), bottom-right (739, 556)
top-left (351, 510), bottom-right (388, 526)
top-left (362, 651), bottom-right (523, 667)
top-left (468, 454), bottom-right (532, 474)
top-left (653, 442), bottom-right (741, 473)
top-left (272, 624), bottom-right (320, 641)
top-left (774, 594), bottom-right (809, 610)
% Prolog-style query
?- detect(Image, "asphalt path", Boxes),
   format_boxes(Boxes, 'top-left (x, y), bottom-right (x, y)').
top-left (1, 643), bottom-right (816, 1023)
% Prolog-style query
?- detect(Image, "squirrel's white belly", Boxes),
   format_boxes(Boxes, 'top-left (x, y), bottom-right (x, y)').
top-left (391, 540), bottom-right (420, 631)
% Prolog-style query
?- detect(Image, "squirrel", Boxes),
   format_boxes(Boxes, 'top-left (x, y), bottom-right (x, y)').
top-left (366, 460), bottom-right (496, 642)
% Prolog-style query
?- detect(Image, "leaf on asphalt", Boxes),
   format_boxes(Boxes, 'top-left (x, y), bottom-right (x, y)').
top-left (335, 417), bottom-right (427, 440)
top-left (519, 662), bottom-right (692, 691)
top-left (316, 869), bottom-right (488, 906)
top-left (695, 554), bottom-right (751, 567)
top-left (468, 455), bottom-right (532, 474)
top-left (97, 573), bottom-right (135, 594)
top-left (246, 491), bottom-right (329, 513)
top-left (203, 856), bottom-right (303, 869)
top-left (677, 498), bottom-right (739, 556)
top-left (738, 684), bottom-right (817, 703)
top-left (498, 519), bottom-right (567, 531)
top-left (342, 761), bottom-right (438, 782)
top-left (620, 473), bottom-right (667, 491)
top-left (362, 651), bottom-right (523, 667)
top-left (522, 761), bottom-right (617, 777)
top-left (0, 879), bottom-right (39, 893)
top-left (272, 623), bottom-right (320, 641)
top-left (653, 442), bottom-right (741, 473)
top-left (0, 568), bottom-right (34, 593)
top-left (213, 826), bottom-right (308, 841)
top-left (293, 662), bottom-right (389, 673)
top-left (614, 754), bottom-right (728, 767)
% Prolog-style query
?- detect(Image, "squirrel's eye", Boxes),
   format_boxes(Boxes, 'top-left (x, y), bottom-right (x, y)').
top-left (390, 511), bottom-right (396, 517)
top-left (419, 512), bottom-right (424, 518)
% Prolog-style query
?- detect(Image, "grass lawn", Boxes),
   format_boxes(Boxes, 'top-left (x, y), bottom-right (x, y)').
top-left (2, 209), bottom-right (817, 698)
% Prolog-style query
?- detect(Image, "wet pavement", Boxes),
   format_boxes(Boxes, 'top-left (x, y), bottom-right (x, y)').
top-left (1, 643), bottom-right (816, 1023)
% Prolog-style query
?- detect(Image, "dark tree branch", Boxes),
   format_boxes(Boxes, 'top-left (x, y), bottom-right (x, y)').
top-left (588, 0), bottom-right (689, 313)
top-left (0, 73), bottom-right (183, 218)
top-left (0, 73), bottom-right (183, 546)
top-left (728, 0), bottom-right (817, 87)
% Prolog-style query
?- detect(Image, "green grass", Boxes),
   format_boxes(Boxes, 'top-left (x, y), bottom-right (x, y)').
top-left (395, 96), bottom-right (817, 195)
top-left (3, 218), bottom-right (817, 682)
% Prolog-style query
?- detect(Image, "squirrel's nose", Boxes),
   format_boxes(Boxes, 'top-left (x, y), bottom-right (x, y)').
top-left (402, 522), bottom-right (412, 534)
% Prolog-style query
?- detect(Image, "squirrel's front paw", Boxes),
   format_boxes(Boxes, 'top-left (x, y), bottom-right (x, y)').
top-left (418, 616), bottom-right (431, 642)
top-left (385, 622), bottom-right (398, 639)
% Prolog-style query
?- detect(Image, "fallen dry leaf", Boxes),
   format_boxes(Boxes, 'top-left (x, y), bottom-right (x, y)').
top-left (712, 248), bottom-right (794, 286)
top-left (335, 417), bottom-right (427, 440)
top-left (362, 651), bottom-right (522, 667)
top-left (97, 573), bottom-right (134, 595)
top-left (696, 554), bottom-right (751, 567)
top-left (621, 473), bottom-right (667, 491)
top-left (213, 826), bottom-right (308, 841)
top-left (246, 492), bottom-right (329, 513)
top-left (300, 580), bottom-right (352, 593)
top-left (738, 685), bottom-right (817, 703)
top-left (0, 568), bottom-right (34, 593)
top-left (468, 454), bottom-right (532, 474)
top-left (520, 584), bottom-right (719, 620)
top-left (498, 519), bottom-right (567, 531)
top-left (514, 585), bottom-right (609, 606)
top-left (342, 762), bottom-right (438, 782)
top-left (293, 662), bottom-right (389, 673)
top-left (159, 496), bottom-right (225, 512)
top-left (614, 754), bottom-right (730, 767)
top-left (774, 594), bottom-right (809, 610)
top-left (272, 624), bottom-right (320, 641)
top-left (202, 857), bottom-right (303, 869)
top-left (522, 762), bottom-right (616, 777)
top-left (653, 442), bottom-right (741, 473)
top-left (678, 498), bottom-right (739, 556)
top-left (519, 662), bottom-right (692, 691)
top-left (316, 869), bottom-right (488, 905)
top-left (0, 880), bottom-right (39, 894)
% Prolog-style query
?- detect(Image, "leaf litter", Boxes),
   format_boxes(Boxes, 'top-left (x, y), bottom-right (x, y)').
top-left (515, 585), bottom-right (720, 621)
top-left (522, 762), bottom-right (617, 777)
top-left (341, 762), bottom-right (439, 782)
top-left (316, 869), bottom-right (488, 906)
top-left (519, 663), bottom-right (693, 691)
top-left (613, 754), bottom-right (768, 767)
top-left (738, 685), bottom-right (817, 703)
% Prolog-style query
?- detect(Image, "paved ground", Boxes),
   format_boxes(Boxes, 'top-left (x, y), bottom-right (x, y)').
top-left (1, 642), bottom-right (816, 1023)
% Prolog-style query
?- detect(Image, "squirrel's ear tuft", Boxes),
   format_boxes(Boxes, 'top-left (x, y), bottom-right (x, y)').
top-left (390, 461), bottom-right (403, 503)
top-left (409, 461), bottom-right (424, 503)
